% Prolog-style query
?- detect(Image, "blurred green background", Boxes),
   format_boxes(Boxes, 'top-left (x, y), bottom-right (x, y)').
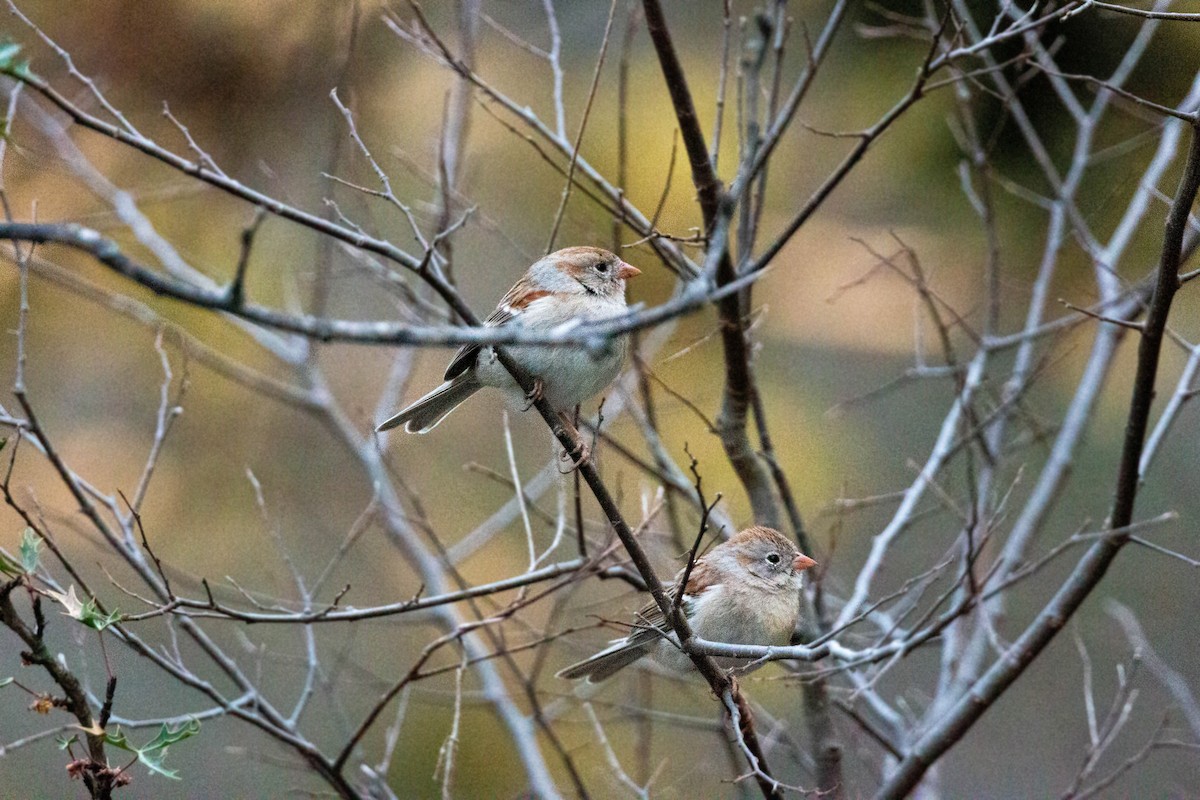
top-left (1, 1), bottom-right (1199, 797)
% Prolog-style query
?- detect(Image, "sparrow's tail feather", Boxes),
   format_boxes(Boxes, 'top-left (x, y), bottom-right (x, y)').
top-left (556, 641), bottom-right (649, 683)
top-left (376, 375), bottom-right (482, 434)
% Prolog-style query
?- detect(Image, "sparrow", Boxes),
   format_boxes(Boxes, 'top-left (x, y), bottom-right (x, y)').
top-left (558, 526), bottom-right (817, 682)
top-left (377, 246), bottom-right (641, 435)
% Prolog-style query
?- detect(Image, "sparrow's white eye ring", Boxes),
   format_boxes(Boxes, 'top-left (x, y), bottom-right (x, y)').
top-left (766, 553), bottom-right (780, 564)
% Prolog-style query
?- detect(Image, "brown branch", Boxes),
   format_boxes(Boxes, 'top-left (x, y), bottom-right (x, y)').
top-left (640, 0), bottom-right (722, 228)
top-left (636, 7), bottom-right (792, 796)
top-left (0, 583), bottom-right (118, 798)
top-left (642, 0), bottom-right (780, 531)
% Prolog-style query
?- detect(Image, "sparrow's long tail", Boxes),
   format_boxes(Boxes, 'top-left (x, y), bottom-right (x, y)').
top-left (376, 374), bottom-right (482, 434)
top-left (556, 640), bottom-right (649, 683)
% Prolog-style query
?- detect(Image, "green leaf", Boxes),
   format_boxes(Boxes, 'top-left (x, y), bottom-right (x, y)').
top-left (0, 41), bottom-right (20, 67)
top-left (79, 601), bottom-right (121, 632)
top-left (0, 550), bottom-right (20, 577)
top-left (103, 728), bottom-right (131, 750)
top-left (0, 677), bottom-right (12, 688)
top-left (44, 586), bottom-right (122, 631)
top-left (142, 719), bottom-right (200, 751)
top-left (104, 719), bottom-right (199, 780)
top-left (19, 528), bottom-right (41, 574)
top-left (56, 733), bottom-right (78, 751)
top-left (0, 41), bottom-right (30, 80)
top-left (136, 746), bottom-right (180, 779)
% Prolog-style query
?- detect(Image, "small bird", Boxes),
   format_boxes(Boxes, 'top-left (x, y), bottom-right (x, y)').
top-left (558, 526), bottom-right (817, 682)
top-left (377, 246), bottom-right (641, 435)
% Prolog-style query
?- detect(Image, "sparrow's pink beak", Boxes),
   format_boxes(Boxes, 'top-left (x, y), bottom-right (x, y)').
top-left (792, 553), bottom-right (818, 572)
top-left (616, 262), bottom-right (641, 280)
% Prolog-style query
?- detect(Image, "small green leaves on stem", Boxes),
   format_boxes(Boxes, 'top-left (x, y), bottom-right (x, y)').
top-left (1, 527), bottom-right (41, 576)
top-left (0, 40), bottom-right (32, 81)
top-left (105, 719), bottom-right (200, 780)
top-left (43, 586), bottom-right (121, 632)
top-left (19, 527), bottom-right (41, 574)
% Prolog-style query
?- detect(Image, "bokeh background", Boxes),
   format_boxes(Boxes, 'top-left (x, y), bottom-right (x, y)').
top-left (1, 1), bottom-right (1199, 797)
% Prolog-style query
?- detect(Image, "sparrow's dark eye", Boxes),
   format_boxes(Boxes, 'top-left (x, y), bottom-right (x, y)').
top-left (595, 261), bottom-right (609, 273)
top-left (766, 553), bottom-right (781, 565)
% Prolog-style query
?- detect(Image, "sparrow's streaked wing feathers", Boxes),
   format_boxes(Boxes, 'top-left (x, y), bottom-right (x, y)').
top-left (442, 288), bottom-right (550, 380)
top-left (625, 559), bottom-right (719, 646)
top-left (555, 559), bottom-right (718, 682)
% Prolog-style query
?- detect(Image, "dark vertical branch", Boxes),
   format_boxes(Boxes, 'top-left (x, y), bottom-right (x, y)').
top-left (639, 6), bottom-right (845, 796)
top-left (226, 207), bottom-right (266, 309)
top-left (875, 121), bottom-right (1200, 800)
top-left (640, 5), bottom-right (849, 794)
top-left (641, 0), bottom-right (781, 528)
top-left (640, 0), bottom-right (721, 225)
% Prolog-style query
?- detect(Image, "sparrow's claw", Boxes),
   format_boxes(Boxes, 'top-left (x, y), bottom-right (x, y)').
top-left (558, 441), bottom-right (591, 473)
top-left (553, 411), bottom-right (590, 472)
top-left (521, 378), bottom-right (545, 411)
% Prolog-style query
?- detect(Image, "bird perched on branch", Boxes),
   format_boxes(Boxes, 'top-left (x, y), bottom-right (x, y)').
top-left (558, 526), bottom-right (817, 683)
top-left (376, 246), bottom-right (641, 435)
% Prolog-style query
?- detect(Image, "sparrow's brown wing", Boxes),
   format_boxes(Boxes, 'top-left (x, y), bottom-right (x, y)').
top-left (556, 557), bottom-right (718, 682)
top-left (625, 559), bottom-right (719, 647)
top-left (442, 285), bottom-right (551, 380)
